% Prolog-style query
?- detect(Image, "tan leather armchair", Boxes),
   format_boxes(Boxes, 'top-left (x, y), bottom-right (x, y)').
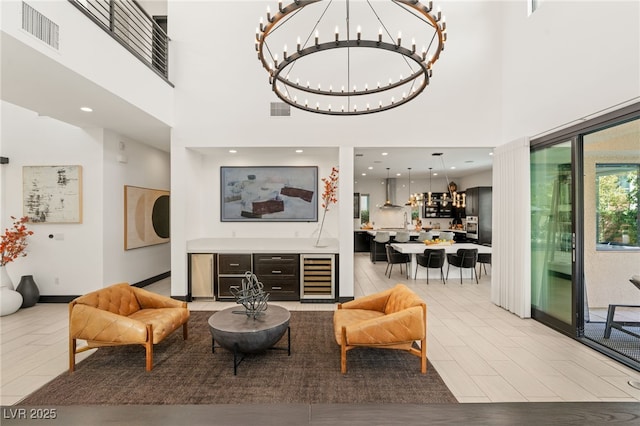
top-left (333, 283), bottom-right (427, 374)
top-left (69, 283), bottom-right (189, 372)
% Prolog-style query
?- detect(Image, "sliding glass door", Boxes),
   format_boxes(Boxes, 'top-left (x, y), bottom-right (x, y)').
top-left (531, 141), bottom-right (576, 333)
top-left (530, 103), bottom-right (640, 370)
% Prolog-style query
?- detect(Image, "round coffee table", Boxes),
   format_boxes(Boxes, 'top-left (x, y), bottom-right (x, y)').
top-left (208, 305), bottom-right (291, 375)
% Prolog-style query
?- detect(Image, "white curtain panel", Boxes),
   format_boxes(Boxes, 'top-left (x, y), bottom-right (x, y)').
top-left (491, 138), bottom-right (532, 318)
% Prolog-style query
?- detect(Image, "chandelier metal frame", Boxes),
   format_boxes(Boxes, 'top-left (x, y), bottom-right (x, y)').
top-left (255, 0), bottom-right (447, 116)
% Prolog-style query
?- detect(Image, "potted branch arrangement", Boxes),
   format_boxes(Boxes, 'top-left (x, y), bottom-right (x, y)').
top-left (314, 167), bottom-right (339, 247)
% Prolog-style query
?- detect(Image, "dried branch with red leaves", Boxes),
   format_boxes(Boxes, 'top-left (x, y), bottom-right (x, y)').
top-left (1, 216), bottom-right (34, 266)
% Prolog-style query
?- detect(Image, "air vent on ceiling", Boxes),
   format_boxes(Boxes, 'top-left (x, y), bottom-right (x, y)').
top-left (270, 102), bottom-right (291, 117)
top-left (22, 2), bottom-right (59, 50)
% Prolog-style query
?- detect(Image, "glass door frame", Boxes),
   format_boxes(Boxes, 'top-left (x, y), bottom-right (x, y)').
top-left (530, 102), bottom-right (640, 342)
top-left (530, 137), bottom-right (584, 336)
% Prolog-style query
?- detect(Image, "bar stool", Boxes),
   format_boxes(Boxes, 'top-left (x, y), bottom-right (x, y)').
top-left (371, 232), bottom-right (390, 264)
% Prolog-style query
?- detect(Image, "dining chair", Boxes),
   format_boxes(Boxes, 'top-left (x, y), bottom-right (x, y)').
top-left (446, 248), bottom-right (478, 284)
top-left (385, 244), bottom-right (411, 279)
top-left (477, 253), bottom-right (491, 278)
top-left (415, 248), bottom-right (446, 284)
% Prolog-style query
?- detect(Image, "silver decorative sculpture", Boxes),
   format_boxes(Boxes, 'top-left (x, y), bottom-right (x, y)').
top-left (230, 271), bottom-right (269, 318)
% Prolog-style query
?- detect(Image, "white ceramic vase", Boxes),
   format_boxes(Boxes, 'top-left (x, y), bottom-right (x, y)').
top-left (0, 265), bottom-right (14, 290)
top-left (1, 287), bottom-right (23, 316)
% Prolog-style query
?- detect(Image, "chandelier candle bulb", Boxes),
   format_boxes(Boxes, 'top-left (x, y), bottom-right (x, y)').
top-left (335, 26), bottom-right (339, 42)
top-left (259, 17), bottom-right (264, 31)
top-left (441, 18), bottom-right (446, 31)
top-left (412, 38), bottom-right (416, 53)
top-left (397, 31), bottom-right (402, 47)
top-left (278, 0), bottom-right (283, 12)
top-left (266, 6), bottom-right (271, 22)
top-left (357, 26), bottom-right (361, 42)
top-left (437, 7), bottom-right (442, 21)
top-left (283, 45), bottom-right (287, 60)
top-left (297, 36), bottom-right (301, 51)
top-left (378, 27), bottom-right (383, 43)
top-left (315, 30), bottom-right (319, 46)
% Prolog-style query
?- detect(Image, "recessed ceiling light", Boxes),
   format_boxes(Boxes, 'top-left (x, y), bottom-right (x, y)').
top-left (450, 166), bottom-right (456, 170)
top-left (229, 149), bottom-right (237, 153)
top-left (361, 173), bottom-right (367, 176)
top-left (295, 149), bottom-right (303, 153)
top-left (434, 172), bottom-right (439, 176)
top-left (396, 173), bottom-right (401, 176)
top-left (381, 152), bottom-right (388, 156)
top-left (489, 152), bottom-right (494, 156)
top-left (80, 107), bottom-right (93, 112)
top-left (368, 166), bottom-right (373, 170)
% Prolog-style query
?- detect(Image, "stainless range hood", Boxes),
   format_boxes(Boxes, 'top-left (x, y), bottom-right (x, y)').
top-left (380, 178), bottom-right (402, 209)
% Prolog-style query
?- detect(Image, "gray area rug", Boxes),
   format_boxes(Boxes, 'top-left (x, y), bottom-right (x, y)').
top-left (19, 310), bottom-right (457, 405)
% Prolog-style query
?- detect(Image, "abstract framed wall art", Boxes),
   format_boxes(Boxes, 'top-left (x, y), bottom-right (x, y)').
top-left (124, 185), bottom-right (170, 250)
top-left (23, 165), bottom-right (83, 223)
top-left (221, 166), bottom-right (318, 222)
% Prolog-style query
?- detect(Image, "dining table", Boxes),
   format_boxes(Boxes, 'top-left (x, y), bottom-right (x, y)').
top-left (390, 242), bottom-right (491, 280)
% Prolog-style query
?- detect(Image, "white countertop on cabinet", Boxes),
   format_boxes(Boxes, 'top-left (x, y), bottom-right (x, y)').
top-left (187, 238), bottom-right (339, 254)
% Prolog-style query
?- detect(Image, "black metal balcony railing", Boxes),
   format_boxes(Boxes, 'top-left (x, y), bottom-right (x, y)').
top-left (68, 0), bottom-right (170, 82)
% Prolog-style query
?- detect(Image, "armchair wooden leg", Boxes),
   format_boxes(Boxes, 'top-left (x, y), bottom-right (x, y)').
top-left (69, 338), bottom-right (76, 372)
top-left (145, 324), bottom-right (154, 372)
top-left (420, 336), bottom-right (427, 374)
top-left (341, 326), bottom-right (348, 374)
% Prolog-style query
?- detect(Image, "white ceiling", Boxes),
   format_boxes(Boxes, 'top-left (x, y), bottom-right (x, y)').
top-left (0, 32), bottom-right (171, 151)
top-left (354, 147), bottom-right (494, 180)
top-left (1, 16), bottom-right (495, 179)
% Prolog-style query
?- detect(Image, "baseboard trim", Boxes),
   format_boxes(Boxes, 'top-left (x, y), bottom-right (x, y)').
top-left (36, 271), bottom-right (171, 303)
top-left (132, 271), bottom-right (171, 288)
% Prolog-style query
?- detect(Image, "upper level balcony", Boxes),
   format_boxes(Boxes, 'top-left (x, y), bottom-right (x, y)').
top-left (69, 0), bottom-right (170, 83)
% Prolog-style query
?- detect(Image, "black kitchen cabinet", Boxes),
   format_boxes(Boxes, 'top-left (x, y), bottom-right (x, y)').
top-left (465, 186), bottom-right (492, 245)
top-left (354, 231), bottom-right (371, 252)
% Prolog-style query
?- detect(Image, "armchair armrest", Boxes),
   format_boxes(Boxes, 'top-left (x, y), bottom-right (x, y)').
top-left (69, 303), bottom-right (148, 344)
top-left (344, 305), bottom-right (425, 345)
top-left (132, 286), bottom-right (187, 309)
top-left (339, 287), bottom-right (394, 312)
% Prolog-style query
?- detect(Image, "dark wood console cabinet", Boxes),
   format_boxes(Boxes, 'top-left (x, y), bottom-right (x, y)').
top-left (253, 254), bottom-right (300, 301)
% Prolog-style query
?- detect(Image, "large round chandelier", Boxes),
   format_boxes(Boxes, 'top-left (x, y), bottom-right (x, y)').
top-left (255, 0), bottom-right (447, 116)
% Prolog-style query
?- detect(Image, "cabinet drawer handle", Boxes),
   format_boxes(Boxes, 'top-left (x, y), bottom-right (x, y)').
top-left (271, 286), bottom-right (282, 290)
top-left (271, 270), bottom-right (282, 274)
top-left (229, 263), bottom-right (240, 267)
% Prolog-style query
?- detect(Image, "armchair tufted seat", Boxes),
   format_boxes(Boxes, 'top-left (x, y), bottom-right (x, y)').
top-left (69, 283), bottom-right (189, 372)
top-left (333, 283), bottom-right (427, 374)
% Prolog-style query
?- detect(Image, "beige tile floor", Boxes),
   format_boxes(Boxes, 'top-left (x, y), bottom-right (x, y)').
top-left (1, 253), bottom-right (639, 405)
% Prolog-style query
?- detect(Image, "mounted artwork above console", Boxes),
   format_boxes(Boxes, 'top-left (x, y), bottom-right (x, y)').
top-left (220, 166), bottom-right (318, 222)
